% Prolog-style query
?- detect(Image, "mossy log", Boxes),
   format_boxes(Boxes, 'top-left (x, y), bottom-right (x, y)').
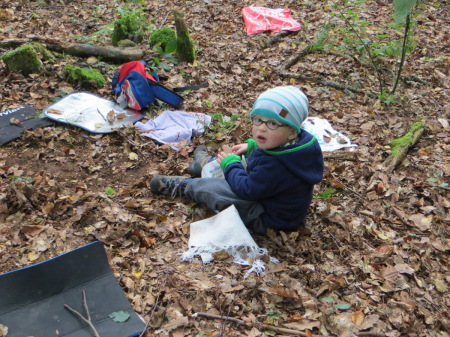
top-left (382, 121), bottom-right (425, 173)
top-left (63, 44), bottom-right (143, 62)
top-left (173, 10), bottom-right (195, 63)
top-left (0, 37), bottom-right (143, 62)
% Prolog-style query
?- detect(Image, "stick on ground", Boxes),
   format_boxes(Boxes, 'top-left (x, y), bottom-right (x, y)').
top-left (64, 290), bottom-right (101, 337)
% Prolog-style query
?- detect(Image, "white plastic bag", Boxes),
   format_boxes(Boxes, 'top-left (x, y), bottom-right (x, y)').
top-left (201, 160), bottom-right (224, 178)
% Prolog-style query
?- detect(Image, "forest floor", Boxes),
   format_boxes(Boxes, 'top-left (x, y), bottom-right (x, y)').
top-left (0, 0), bottom-right (449, 336)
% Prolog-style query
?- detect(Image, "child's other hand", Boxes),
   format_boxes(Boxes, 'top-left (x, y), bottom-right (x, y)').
top-left (230, 143), bottom-right (248, 156)
top-left (216, 151), bottom-right (228, 164)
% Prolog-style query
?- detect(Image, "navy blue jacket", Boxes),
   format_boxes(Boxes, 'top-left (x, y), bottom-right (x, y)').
top-left (221, 130), bottom-right (324, 231)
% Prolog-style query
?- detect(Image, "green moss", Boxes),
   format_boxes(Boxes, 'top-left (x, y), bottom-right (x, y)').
top-left (149, 27), bottom-right (176, 50)
top-left (63, 65), bottom-right (105, 89)
top-left (111, 14), bottom-right (143, 46)
top-left (1, 44), bottom-right (43, 75)
top-left (315, 187), bottom-right (340, 199)
top-left (30, 42), bottom-right (55, 62)
top-left (389, 121), bottom-right (424, 156)
top-left (174, 10), bottom-right (195, 63)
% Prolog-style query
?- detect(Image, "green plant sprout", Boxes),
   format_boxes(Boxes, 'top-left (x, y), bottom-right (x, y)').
top-left (329, 0), bottom-right (419, 102)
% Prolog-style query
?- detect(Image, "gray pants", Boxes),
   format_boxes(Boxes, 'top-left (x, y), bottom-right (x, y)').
top-left (185, 178), bottom-right (268, 234)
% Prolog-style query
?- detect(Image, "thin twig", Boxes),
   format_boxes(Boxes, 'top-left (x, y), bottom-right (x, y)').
top-left (97, 108), bottom-right (107, 122)
top-left (138, 273), bottom-right (169, 337)
top-left (158, 11), bottom-right (171, 30)
top-left (194, 312), bottom-right (385, 337)
top-left (331, 176), bottom-right (367, 201)
top-left (193, 312), bottom-right (246, 326)
top-left (64, 291), bottom-right (100, 337)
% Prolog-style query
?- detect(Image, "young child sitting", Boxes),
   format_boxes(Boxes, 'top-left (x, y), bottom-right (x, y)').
top-left (150, 86), bottom-right (324, 235)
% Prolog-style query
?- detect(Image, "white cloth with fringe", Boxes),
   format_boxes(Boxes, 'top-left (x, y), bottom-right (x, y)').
top-left (181, 205), bottom-right (277, 278)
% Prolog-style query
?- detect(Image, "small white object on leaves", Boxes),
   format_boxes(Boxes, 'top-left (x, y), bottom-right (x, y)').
top-left (109, 310), bottom-right (130, 323)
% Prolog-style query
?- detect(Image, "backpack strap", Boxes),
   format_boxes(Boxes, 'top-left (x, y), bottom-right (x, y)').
top-left (147, 81), bottom-right (184, 108)
top-left (172, 82), bottom-right (209, 93)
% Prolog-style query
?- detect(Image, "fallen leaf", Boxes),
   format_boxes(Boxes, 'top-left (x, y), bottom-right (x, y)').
top-left (335, 303), bottom-right (351, 310)
top-left (212, 250), bottom-right (230, 261)
top-left (20, 225), bottom-right (47, 239)
top-left (41, 203), bottom-right (55, 216)
top-left (47, 108), bottom-right (63, 114)
top-left (409, 214), bottom-right (431, 231)
top-left (0, 323), bottom-right (8, 337)
top-left (161, 316), bottom-right (188, 332)
top-left (288, 315), bottom-right (305, 321)
top-left (382, 265), bottom-right (399, 282)
top-left (268, 285), bottom-right (298, 299)
top-left (107, 110), bottom-right (115, 124)
top-left (28, 251), bottom-right (40, 261)
top-left (360, 314), bottom-right (380, 330)
top-left (86, 56), bottom-right (98, 64)
top-left (321, 297), bottom-right (334, 303)
top-left (10, 117), bottom-right (22, 126)
top-left (109, 310), bottom-right (130, 323)
top-left (283, 320), bottom-right (320, 331)
top-left (434, 278), bottom-right (447, 293)
top-left (223, 284), bottom-right (244, 293)
top-left (394, 263), bottom-right (415, 275)
top-left (116, 112), bottom-right (126, 120)
top-left (131, 271), bottom-right (143, 280)
top-left (329, 179), bottom-right (344, 188)
top-left (352, 311), bottom-right (364, 326)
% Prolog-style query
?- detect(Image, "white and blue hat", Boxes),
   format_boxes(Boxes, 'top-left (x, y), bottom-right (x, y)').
top-left (250, 86), bottom-right (308, 133)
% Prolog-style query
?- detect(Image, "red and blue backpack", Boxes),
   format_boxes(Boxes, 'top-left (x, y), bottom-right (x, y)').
top-left (112, 61), bottom-right (184, 110)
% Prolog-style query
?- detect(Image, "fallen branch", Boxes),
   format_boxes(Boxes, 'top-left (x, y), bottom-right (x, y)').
top-left (382, 121), bottom-right (425, 173)
top-left (264, 31), bottom-right (292, 48)
top-left (278, 71), bottom-right (378, 99)
top-left (323, 152), bottom-right (358, 161)
top-left (0, 37), bottom-right (143, 62)
top-left (64, 290), bottom-right (100, 337)
top-left (277, 42), bottom-right (378, 99)
top-left (193, 312), bottom-right (385, 337)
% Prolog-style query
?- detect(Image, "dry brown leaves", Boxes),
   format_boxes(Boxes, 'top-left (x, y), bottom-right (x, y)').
top-left (0, 0), bottom-right (449, 336)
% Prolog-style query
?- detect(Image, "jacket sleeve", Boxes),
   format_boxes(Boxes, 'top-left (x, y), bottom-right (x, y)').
top-left (220, 154), bottom-right (240, 171)
top-left (245, 138), bottom-right (258, 157)
top-left (224, 156), bottom-right (281, 201)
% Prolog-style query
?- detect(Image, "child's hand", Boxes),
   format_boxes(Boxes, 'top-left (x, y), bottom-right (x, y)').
top-left (216, 151), bottom-right (228, 164)
top-left (230, 143), bottom-right (248, 156)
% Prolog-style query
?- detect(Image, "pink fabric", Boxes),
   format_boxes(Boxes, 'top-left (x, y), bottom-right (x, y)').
top-left (242, 7), bottom-right (301, 35)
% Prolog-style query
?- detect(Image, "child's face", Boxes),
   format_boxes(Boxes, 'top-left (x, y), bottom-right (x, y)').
top-left (251, 116), bottom-right (298, 150)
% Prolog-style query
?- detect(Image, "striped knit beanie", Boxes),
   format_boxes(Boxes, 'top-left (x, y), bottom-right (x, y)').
top-left (250, 86), bottom-right (308, 134)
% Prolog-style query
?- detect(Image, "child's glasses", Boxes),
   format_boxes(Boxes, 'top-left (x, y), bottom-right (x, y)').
top-left (251, 116), bottom-right (288, 130)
